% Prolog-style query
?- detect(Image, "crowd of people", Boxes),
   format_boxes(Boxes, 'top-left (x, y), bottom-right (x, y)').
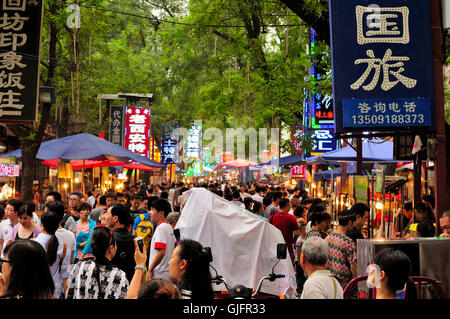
top-left (0, 180), bottom-right (448, 300)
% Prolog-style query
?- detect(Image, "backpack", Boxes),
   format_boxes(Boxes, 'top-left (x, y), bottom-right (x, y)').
top-left (135, 214), bottom-right (154, 249)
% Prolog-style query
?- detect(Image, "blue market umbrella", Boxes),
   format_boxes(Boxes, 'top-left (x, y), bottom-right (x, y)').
top-left (0, 133), bottom-right (165, 168)
top-left (0, 149), bottom-right (21, 158)
top-left (259, 154), bottom-right (304, 166)
top-left (306, 138), bottom-right (394, 163)
top-left (314, 162), bottom-right (370, 181)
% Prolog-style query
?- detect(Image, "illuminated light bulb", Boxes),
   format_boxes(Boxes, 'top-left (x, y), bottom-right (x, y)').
top-left (63, 183), bottom-right (68, 189)
top-left (312, 184), bottom-right (316, 189)
top-left (74, 177), bottom-right (79, 183)
top-left (376, 202), bottom-right (383, 210)
top-left (115, 184), bottom-right (120, 189)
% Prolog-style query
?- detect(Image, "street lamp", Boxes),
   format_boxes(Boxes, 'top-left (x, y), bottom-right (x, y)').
top-left (39, 86), bottom-right (56, 104)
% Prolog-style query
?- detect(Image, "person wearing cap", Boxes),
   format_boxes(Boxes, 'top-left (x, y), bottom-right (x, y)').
top-left (325, 210), bottom-right (358, 289)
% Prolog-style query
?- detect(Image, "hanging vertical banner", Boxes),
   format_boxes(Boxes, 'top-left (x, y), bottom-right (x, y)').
top-left (0, 0), bottom-right (44, 121)
top-left (124, 106), bottom-right (151, 158)
top-left (185, 122), bottom-right (202, 161)
top-left (291, 126), bottom-right (305, 154)
top-left (310, 28), bottom-right (334, 129)
top-left (329, 0), bottom-right (435, 135)
top-left (354, 176), bottom-right (369, 203)
top-left (109, 106), bottom-right (124, 146)
top-left (161, 122), bottom-right (179, 164)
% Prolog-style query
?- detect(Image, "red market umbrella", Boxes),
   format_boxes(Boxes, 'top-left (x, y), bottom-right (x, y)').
top-left (214, 159), bottom-right (258, 171)
top-left (42, 159), bottom-right (159, 171)
top-left (41, 159), bottom-right (125, 169)
top-left (122, 163), bottom-right (158, 171)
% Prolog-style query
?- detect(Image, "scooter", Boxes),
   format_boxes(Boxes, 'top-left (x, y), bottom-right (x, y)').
top-left (206, 243), bottom-right (288, 299)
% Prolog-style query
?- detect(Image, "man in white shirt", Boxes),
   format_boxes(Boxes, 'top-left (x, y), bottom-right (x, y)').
top-left (0, 199), bottom-right (23, 257)
top-left (251, 186), bottom-right (265, 204)
top-left (87, 187), bottom-right (101, 208)
top-left (148, 199), bottom-right (176, 280)
top-left (46, 201), bottom-right (77, 265)
top-left (300, 237), bottom-right (343, 299)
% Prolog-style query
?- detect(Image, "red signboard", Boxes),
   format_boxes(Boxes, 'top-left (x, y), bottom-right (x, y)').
top-left (291, 165), bottom-right (306, 180)
top-left (125, 106), bottom-right (151, 158)
top-left (0, 163), bottom-right (20, 177)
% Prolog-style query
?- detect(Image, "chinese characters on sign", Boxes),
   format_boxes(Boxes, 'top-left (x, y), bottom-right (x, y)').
top-left (291, 165), bottom-right (306, 180)
top-left (124, 106), bottom-right (150, 158)
top-left (0, 0), bottom-right (43, 121)
top-left (329, 0), bottom-right (435, 134)
top-left (0, 163), bottom-right (19, 176)
top-left (342, 98), bottom-right (431, 127)
top-left (310, 129), bottom-right (337, 156)
top-left (307, 28), bottom-right (335, 129)
top-left (109, 106), bottom-right (124, 146)
top-left (161, 122), bottom-right (178, 164)
top-left (291, 126), bottom-right (305, 153)
top-left (185, 123), bottom-right (202, 160)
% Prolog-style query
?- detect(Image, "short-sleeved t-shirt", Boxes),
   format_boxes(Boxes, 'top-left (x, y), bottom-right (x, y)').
top-left (148, 222), bottom-right (176, 280)
top-left (325, 232), bottom-right (357, 289)
top-left (0, 219), bottom-right (17, 257)
top-left (300, 270), bottom-right (343, 299)
top-left (56, 228), bottom-right (76, 254)
top-left (270, 212), bottom-right (299, 255)
top-left (67, 259), bottom-right (129, 299)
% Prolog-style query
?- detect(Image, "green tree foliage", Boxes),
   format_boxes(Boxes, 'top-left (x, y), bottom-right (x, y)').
top-left (38, 0), bottom-right (328, 151)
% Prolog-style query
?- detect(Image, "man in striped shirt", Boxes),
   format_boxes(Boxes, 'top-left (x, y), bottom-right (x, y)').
top-left (325, 210), bottom-right (357, 289)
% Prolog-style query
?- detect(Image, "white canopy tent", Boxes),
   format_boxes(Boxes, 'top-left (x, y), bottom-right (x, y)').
top-left (175, 188), bottom-right (297, 298)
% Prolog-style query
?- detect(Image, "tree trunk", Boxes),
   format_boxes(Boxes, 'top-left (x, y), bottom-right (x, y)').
top-left (280, 0), bottom-right (330, 45)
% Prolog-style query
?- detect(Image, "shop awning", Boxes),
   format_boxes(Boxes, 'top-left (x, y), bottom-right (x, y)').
top-left (306, 138), bottom-right (394, 163)
top-left (314, 162), bottom-right (368, 180)
top-left (258, 154), bottom-right (304, 166)
top-left (214, 159), bottom-right (258, 171)
top-left (0, 133), bottom-right (165, 169)
top-left (0, 149), bottom-right (21, 158)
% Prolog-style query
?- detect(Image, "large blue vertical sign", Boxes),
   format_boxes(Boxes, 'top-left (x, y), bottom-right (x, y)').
top-left (161, 122), bottom-right (179, 164)
top-left (329, 0), bottom-right (435, 135)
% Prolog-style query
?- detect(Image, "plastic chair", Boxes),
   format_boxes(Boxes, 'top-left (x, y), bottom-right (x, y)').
top-left (410, 276), bottom-right (447, 299)
top-left (343, 275), bottom-right (376, 299)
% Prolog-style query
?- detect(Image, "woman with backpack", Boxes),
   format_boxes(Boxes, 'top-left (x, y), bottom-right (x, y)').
top-left (66, 226), bottom-right (129, 299)
top-left (34, 210), bottom-right (71, 299)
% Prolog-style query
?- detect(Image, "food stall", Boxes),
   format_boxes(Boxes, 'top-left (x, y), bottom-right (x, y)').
top-left (357, 237), bottom-right (450, 299)
top-left (0, 156), bottom-right (20, 200)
